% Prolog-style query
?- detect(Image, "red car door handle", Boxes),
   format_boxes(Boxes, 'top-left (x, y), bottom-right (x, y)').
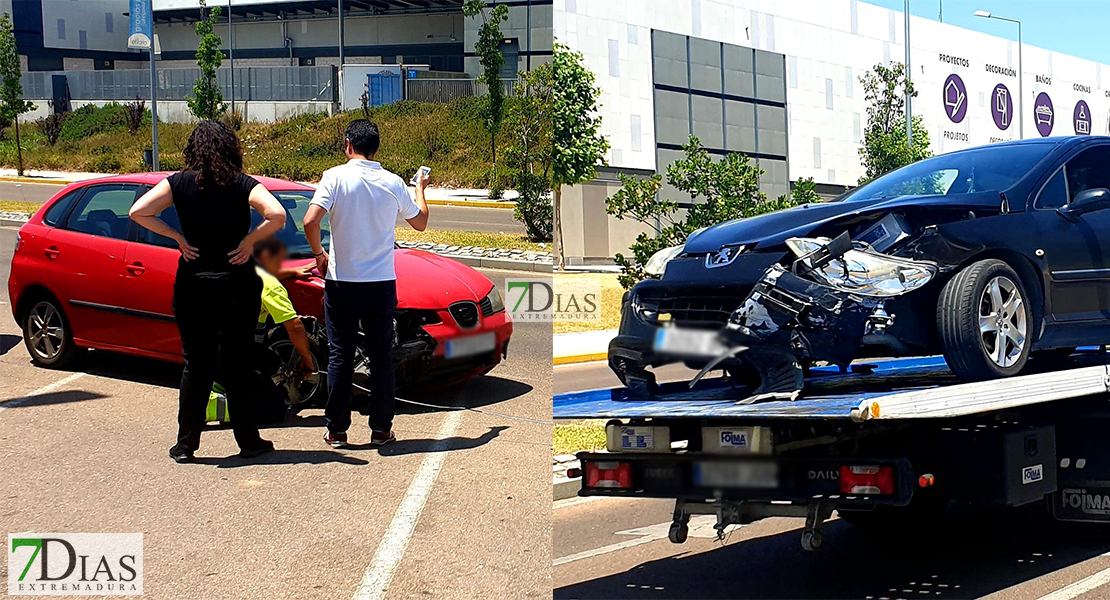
top-left (43, 246), bottom-right (59, 260)
top-left (126, 262), bottom-right (146, 276)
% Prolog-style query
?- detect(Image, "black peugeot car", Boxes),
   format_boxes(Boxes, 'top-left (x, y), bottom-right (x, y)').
top-left (610, 137), bottom-right (1110, 400)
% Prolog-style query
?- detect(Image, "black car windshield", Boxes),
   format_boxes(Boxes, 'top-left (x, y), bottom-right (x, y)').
top-left (841, 144), bottom-right (1056, 202)
top-left (250, 190), bottom-right (330, 259)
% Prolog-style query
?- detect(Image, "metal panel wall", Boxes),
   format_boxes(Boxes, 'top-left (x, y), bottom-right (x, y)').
top-left (651, 30), bottom-right (790, 201)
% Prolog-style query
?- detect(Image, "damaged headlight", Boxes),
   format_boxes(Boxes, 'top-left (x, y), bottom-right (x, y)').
top-left (785, 237), bottom-right (937, 297)
top-left (644, 245), bottom-right (684, 277)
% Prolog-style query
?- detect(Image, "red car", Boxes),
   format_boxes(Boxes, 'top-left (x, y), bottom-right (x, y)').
top-left (8, 173), bottom-right (512, 404)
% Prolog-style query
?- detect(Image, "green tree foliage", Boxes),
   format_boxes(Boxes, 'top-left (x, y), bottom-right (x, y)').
top-left (0, 13), bottom-right (34, 175)
top-left (463, 0), bottom-right (509, 193)
top-left (187, 1), bottom-right (227, 121)
top-left (553, 42), bottom-right (609, 268)
top-left (607, 137), bottom-right (820, 290)
top-left (858, 62), bottom-right (930, 182)
top-left (506, 63), bottom-right (554, 242)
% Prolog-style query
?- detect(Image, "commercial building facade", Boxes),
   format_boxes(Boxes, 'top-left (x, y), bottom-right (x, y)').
top-left (555, 0), bottom-right (1110, 264)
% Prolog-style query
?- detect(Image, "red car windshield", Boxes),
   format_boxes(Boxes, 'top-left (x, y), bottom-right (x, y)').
top-left (250, 190), bottom-right (331, 259)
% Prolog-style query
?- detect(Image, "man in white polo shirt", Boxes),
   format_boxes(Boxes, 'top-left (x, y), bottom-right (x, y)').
top-left (303, 119), bottom-right (430, 448)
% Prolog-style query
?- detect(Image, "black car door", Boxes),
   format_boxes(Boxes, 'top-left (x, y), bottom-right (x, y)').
top-left (1033, 144), bottom-right (1110, 322)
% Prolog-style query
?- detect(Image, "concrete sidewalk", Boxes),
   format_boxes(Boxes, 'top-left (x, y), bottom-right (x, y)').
top-left (0, 169), bottom-right (518, 209)
top-left (553, 329), bottom-right (618, 365)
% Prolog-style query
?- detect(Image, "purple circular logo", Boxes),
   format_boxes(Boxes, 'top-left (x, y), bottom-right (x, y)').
top-left (1074, 100), bottom-right (1092, 135)
top-left (942, 74), bottom-right (967, 123)
top-left (990, 84), bottom-right (1013, 131)
top-left (1034, 92), bottom-right (1054, 137)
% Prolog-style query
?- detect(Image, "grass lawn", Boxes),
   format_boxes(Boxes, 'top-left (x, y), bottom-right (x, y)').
top-left (554, 420), bottom-right (607, 455)
top-left (553, 272), bottom-right (624, 335)
top-left (394, 228), bottom-right (548, 252)
top-left (0, 200), bottom-right (39, 214)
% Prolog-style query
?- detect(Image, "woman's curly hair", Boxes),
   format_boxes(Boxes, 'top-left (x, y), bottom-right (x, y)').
top-left (183, 120), bottom-right (243, 188)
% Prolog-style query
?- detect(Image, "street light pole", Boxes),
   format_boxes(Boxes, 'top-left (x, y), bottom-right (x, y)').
top-left (228, 0), bottom-right (233, 112)
top-left (974, 10), bottom-right (1023, 138)
top-left (149, 45), bottom-right (159, 171)
top-left (904, 0), bottom-right (912, 145)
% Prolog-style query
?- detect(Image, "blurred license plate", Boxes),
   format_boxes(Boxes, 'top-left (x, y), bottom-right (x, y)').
top-left (445, 332), bottom-right (496, 358)
top-left (653, 327), bottom-right (727, 357)
top-left (693, 461), bottom-right (779, 488)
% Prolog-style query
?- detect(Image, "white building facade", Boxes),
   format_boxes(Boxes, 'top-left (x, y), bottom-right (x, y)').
top-left (556, 0), bottom-right (1110, 262)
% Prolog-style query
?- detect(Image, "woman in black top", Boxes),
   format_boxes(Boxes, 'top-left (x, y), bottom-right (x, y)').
top-left (130, 120), bottom-right (287, 463)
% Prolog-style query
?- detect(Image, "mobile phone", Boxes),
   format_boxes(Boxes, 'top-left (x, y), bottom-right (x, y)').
top-left (410, 166), bottom-right (431, 186)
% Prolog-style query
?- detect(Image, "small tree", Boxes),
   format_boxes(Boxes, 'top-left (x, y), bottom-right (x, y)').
top-left (607, 137), bottom-right (818, 290)
top-left (463, 0), bottom-right (509, 194)
top-left (0, 13), bottom-right (34, 175)
top-left (506, 64), bottom-right (553, 242)
top-left (858, 62), bottom-right (931, 182)
top-left (187, 1), bottom-right (227, 121)
top-left (553, 43), bottom-right (609, 270)
top-left (123, 95), bottom-right (146, 134)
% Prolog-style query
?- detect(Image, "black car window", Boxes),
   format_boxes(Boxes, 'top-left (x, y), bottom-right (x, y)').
top-left (64, 185), bottom-right (140, 240)
top-left (1065, 146), bottom-right (1110, 202)
top-left (42, 188), bottom-right (83, 226)
top-left (1035, 168), bottom-right (1068, 210)
top-left (135, 203), bottom-right (183, 249)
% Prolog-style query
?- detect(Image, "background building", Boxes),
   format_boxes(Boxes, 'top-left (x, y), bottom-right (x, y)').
top-left (556, 0), bottom-right (1110, 264)
top-left (3, 0), bottom-right (138, 71)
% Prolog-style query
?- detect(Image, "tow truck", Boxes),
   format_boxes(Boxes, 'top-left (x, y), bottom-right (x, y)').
top-left (554, 352), bottom-right (1110, 550)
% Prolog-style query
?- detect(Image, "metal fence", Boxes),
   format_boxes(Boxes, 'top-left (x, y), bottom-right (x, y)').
top-left (22, 66), bottom-right (336, 103)
top-left (405, 78), bottom-right (519, 103)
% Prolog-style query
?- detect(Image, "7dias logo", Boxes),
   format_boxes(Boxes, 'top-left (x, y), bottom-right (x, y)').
top-left (506, 278), bottom-right (601, 323)
top-left (8, 533), bottom-right (143, 595)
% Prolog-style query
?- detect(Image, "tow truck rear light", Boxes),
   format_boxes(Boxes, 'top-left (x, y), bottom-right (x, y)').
top-left (585, 461), bottom-right (632, 489)
top-left (839, 465), bottom-right (894, 495)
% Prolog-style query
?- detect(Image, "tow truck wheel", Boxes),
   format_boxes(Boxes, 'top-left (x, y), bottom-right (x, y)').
top-left (800, 530), bottom-right (822, 551)
top-left (938, 259), bottom-right (1032, 380)
top-left (668, 522), bottom-right (688, 544)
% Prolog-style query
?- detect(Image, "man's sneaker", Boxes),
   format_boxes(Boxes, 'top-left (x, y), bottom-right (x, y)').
top-left (324, 430), bottom-right (348, 448)
top-left (169, 445), bottom-right (194, 464)
top-left (370, 430), bottom-right (396, 447)
top-left (237, 440), bottom-right (275, 459)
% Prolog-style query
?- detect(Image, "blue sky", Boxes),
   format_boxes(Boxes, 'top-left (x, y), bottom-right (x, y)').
top-left (863, 0), bottom-right (1110, 64)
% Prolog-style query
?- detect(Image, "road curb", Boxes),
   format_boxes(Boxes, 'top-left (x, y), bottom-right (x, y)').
top-left (425, 199), bottom-right (516, 209)
top-left (446, 254), bottom-right (553, 272)
top-left (554, 352), bottom-right (609, 366)
top-left (1, 217), bottom-right (28, 227)
top-left (553, 476), bottom-right (582, 501)
top-left (0, 176), bottom-right (75, 185)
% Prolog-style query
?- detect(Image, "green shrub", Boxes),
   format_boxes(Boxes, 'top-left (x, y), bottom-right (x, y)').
top-left (157, 154), bottom-right (183, 172)
top-left (513, 172), bottom-right (552, 242)
top-left (60, 103), bottom-right (128, 141)
top-left (86, 154), bottom-right (123, 173)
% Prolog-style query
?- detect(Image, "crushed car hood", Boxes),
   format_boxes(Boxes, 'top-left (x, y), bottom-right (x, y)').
top-left (684, 191), bottom-right (1005, 253)
top-left (283, 249), bottom-right (495, 310)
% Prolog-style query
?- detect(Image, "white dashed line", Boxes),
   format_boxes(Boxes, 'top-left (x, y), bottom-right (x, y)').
top-left (352, 410), bottom-right (464, 600)
top-left (0, 372), bottom-right (86, 413)
top-left (1035, 567), bottom-right (1110, 600)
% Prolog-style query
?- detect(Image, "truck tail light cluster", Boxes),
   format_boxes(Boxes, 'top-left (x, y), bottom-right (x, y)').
top-left (585, 461), bottom-right (632, 489)
top-left (839, 465), bottom-right (894, 495)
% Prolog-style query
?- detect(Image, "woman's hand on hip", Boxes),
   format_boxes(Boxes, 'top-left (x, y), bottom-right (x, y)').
top-left (177, 236), bottom-right (200, 261)
top-left (228, 237), bottom-right (254, 265)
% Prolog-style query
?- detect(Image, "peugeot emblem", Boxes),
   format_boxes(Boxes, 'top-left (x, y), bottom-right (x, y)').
top-left (705, 245), bottom-right (744, 269)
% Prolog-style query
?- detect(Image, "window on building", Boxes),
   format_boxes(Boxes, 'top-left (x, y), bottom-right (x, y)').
top-left (57, 19), bottom-right (65, 40)
top-left (105, 13), bottom-right (113, 33)
top-left (79, 30), bottom-right (88, 50)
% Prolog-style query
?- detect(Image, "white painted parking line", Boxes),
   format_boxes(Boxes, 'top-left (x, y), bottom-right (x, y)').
top-left (352, 411), bottom-right (464, 600)
top-left (1035, 567), bottom-right (1110, 600)
top-left (553, 515), bottom-right (742, 566)
top-left (0, 372), bottom-right (86, 413)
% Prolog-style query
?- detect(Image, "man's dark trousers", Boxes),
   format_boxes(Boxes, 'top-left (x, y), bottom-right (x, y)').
top-left (323, 279), bottom-right (397, 434)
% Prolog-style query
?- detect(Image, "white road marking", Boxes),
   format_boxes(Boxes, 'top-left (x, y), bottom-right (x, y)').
top-left (554, 495), bottom-right (612, 510)
top-left (352, 411), bottom-right (464, 600)
top-left (553, 516), bottom-right (742, 566)
top-left (1036, 567), bottom-right (1110, 600)
top-left (0, 372), bottom-right (86, 412)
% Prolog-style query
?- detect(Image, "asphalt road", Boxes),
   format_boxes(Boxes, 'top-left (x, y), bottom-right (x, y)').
top-left (0, 225), bottom-right (551, 599)
top-left (0, 180), bottom-right (526, 234)
top-left (553, 365), bottom-right (1110, 600)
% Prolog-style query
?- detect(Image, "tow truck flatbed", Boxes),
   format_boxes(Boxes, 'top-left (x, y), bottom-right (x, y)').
top-left (554, 353), bottom-right (1110, 422)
